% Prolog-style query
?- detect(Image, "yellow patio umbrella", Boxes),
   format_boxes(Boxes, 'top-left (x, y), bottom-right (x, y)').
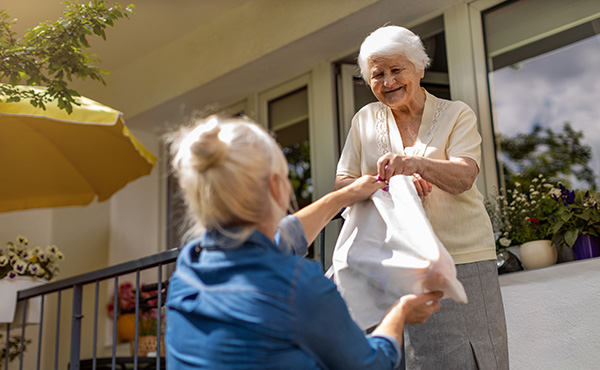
top-left (0, 87), bottom-right (157, 213)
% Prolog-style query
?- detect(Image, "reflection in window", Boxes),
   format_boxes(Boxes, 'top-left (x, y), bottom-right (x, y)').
top-left (485, 11), bottom-right (600, 192)
top-left (268, 87), bottom-right (313, 209)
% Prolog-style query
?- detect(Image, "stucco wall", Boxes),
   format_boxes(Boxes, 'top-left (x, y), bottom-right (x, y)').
top-left (0, 201), bottom-right (110, 370)
top-left (499, 258), bottom-right (600, 370)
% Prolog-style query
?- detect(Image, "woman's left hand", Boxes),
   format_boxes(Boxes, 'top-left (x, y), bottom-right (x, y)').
top-left (412, 174), bottom-right (432, 197)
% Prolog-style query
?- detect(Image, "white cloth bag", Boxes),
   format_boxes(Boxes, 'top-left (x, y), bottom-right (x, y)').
top-left (330, 175), bottom-right (468, 330)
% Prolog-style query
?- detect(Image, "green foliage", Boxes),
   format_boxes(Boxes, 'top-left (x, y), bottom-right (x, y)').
top-left (499, 122), bottom-right (597, 193)
top-left (0, 334), bottom-right (31, 368)
top-left (485, 176), bottom-right (560, 250)
top-left (0, 1), bottom-right (134, 113)
top-left (283, 139), bottom-right (312, 209)
top-left (550, 184), bottom-right (600, 248)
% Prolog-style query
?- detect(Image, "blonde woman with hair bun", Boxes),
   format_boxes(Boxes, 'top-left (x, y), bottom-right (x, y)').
top-left (165, 115), bottom-right (442, 369)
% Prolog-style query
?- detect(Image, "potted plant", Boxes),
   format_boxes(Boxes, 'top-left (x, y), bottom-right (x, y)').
top-left (485, 193), bottom-right (523, 274)
top-left (550, 184), bottom-right (600, 260)
top-left (106, 282), bottom-right (137, 342)
top-left (485, 176), bottom-right (560, 270)
top-left (106, 281), bottom-right (167, 354)
top-left (0, 235), bottom-right (64, 323)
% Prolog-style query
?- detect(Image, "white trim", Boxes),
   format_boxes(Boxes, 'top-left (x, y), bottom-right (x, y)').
top-left (219, 100), bottom-right (248, 117)
top-left (257, 74), bottom-right (310, 130)
top-left (469, 0), bottom-right (504, 195)
top-left (338, 64), bottom-right (357, 149)
top-left (309, 62), bottom-right (338, 199)
top-left (444, 3), bottom-right (492, 195)
top-left (310, 62), bottom-right (340, 268)
top-left (158, 141), bottom-right (168, 252)
top-left (468, 0), bottom-right (504, 12)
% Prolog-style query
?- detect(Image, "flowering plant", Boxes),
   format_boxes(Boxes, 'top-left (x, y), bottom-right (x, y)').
top-left (485, 176), bottom-right (560, 249)
top-left (550, 184), bottom-right (600, 247)
top-left (106, 282), bottom-right (165, 336)
top-left (106, 282), bottom-right (137, 316)
top-left (0, 236), bottom-right (64, 281)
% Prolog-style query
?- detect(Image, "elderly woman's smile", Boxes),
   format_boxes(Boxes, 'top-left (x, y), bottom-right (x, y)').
top-left (368, 55), bottom-right (424, 111)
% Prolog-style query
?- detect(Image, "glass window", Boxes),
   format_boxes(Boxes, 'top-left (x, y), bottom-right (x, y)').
top-left (268, 87), bottom-right (312, 209)
top-left (484, 2), bottom-right (600, 191)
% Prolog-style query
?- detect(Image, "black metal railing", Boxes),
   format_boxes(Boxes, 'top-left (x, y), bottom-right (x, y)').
top-left (7, 248), bottom-right (178, 370)
top-left (6, 219), bottom-right (340, 370)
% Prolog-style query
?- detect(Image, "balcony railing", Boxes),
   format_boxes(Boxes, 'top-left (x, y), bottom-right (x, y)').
top-left (7, 248), bottom-right (179, 370)
top-left (6, 220), bottom-right (339, 370)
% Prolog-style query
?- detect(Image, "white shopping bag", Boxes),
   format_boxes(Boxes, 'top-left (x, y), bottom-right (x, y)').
top-left (331, 175), bottom-right (467, 330)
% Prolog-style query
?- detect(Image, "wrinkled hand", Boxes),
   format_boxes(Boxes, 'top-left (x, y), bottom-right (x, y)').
top-left (412, 174), bottom-right (432, 197)
top-left (377, 154), bottom-right (431, 196)
top-left (343, 175), bottom-right (386, 206)
top-left (377, 153), bottom-right (420, 180)
top-left (397, 291), bottom-right (443, 324)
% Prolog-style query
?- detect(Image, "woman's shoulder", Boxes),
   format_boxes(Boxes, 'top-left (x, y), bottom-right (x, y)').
top-left (426, 90), bottom-right (473, 114)
top-left (351, 102), bottom-right (387, 132)
top-left (355, 101), bottom-right (385, 118)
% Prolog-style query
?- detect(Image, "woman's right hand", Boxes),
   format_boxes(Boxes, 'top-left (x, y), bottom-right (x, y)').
top-left (341, 175), bottom-right (386, 206)
top-left (372, 291), bottom-right (442, 345)
top-left (396, 291), bottom-right (442, 324)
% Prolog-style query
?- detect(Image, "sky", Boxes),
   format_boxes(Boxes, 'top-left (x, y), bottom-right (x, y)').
top-left (489, 34), bottom-right (600, 189)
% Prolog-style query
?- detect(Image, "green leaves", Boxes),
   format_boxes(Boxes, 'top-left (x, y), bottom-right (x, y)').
top-left (0, 1), bottom-right (134, 113)
top-left (550, 186), bottom-right (600, 247)
top-left (500, 123), bottom-right (596, 193)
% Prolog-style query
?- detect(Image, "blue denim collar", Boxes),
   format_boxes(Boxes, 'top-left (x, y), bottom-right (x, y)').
top-left (198, 227), bottom-right (279, 253)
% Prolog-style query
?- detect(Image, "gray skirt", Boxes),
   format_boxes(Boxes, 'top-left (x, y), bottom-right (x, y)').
top-left (403, 260), bottom-right (509, 370)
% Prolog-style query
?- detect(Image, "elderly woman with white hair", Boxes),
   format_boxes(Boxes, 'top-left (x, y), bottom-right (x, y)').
top-left (165, 115), bottom-right (442, 369)
top-left (335, 26), bottom-right (509, 369)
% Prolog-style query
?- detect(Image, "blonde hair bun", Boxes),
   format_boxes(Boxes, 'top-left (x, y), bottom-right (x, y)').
top-left (187, 118), bottom-right (229, 172)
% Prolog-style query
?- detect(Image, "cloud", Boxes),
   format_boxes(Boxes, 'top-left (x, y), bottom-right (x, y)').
top-left (490, 35), bottom-right (600, 187)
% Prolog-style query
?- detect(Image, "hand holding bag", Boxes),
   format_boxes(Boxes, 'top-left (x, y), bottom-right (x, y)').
top-left (331, 175), bottom-right (467, 330)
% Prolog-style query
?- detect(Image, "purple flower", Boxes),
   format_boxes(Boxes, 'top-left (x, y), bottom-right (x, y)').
top-left (14, 262), bottom-right (26, 273)
top-left (7, 271), bottom-right (17, 280)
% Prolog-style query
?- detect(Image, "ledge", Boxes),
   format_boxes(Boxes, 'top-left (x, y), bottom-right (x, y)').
top-left (498, 255), bottom-right (600, 369)
top-left (499, 256), bottom-right (600, 287)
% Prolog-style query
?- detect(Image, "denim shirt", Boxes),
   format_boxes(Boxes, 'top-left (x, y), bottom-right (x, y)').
top-left (166, 215), bottom-right (401, 369)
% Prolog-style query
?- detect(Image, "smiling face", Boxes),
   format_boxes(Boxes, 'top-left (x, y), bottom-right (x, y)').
top-left (368, 54), bottom-right (424, 111)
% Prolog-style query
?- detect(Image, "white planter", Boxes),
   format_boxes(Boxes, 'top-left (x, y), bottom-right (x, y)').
top-left (519, 240), bottom-right (557, 270)
top-left (0, 277), bottom-right (46, 325)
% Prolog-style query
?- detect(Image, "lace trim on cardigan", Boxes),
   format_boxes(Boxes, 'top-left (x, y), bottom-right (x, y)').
top-left (375, 99), bottom-right (451, 157)
top-left (411, 99), bottom-right (450, 157)
top-left (375, 105), bottom-right (390, 157)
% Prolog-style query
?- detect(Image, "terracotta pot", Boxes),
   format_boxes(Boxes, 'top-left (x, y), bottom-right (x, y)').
top-left (519, 240), bottom-right (557, 270)
top-left (116, 313), bottom-right (137, 342)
